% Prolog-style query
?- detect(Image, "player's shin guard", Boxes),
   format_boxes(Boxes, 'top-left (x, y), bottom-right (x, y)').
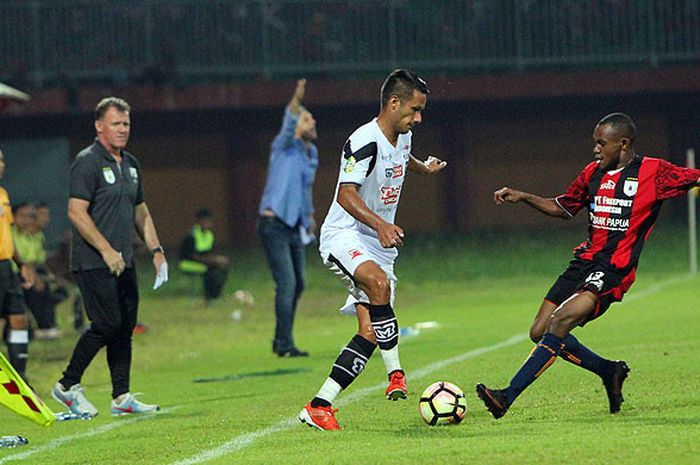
top-left (503, 332), bottom-right (562, 406)
top-left (560, 334), bottom-right (611, 378)
top-left (368, 303), bottom-right (401, 374)
top-left (7, 330), bottom-right (29, 379)
top-left (312, 335), bottom-right (376, 407)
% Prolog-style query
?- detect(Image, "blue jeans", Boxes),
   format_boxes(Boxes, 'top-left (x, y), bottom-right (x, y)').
top-left (257, 216), bottom-right (306, 353)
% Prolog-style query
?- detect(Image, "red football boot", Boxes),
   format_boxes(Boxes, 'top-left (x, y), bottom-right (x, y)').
top-left (298, 402), bottom-right (341, 431)
top-left (386, 370), bottom-right (408, 401)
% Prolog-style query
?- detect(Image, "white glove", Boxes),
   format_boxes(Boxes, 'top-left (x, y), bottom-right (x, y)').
top-left (153, 262), bottom-right (169, 290)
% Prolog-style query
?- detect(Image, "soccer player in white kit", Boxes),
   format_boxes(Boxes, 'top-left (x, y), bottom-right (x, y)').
top-left (299, 69), bottom-right (447, 431)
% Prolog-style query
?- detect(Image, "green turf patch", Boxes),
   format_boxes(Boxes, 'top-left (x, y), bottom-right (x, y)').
top-left (2, 226), bottom-right (698, 464)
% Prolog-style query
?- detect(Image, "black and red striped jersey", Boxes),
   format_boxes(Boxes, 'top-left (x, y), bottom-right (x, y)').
top-left (555, 156), bottom-right (700, 274)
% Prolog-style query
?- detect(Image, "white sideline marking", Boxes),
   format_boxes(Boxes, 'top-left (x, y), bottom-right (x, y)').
top-left (0, 409), bottom-right (174, 464)
top-left (170, 274), bottom-right (694, 465)
top-left (169, 334), bottom-right (528, 465)
top-left (2, 275), bottom-right (687, 464)
top-left (619, 274), bottom-right (694, 304)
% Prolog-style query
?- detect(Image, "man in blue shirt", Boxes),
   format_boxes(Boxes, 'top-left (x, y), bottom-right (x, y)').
top-left (258, 79), bottom-right (318, 357)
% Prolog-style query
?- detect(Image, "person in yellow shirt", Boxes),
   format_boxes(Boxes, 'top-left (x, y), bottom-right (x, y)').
top-left (178, 208), bottom-right (230, 302)
top-left (12, 203), bottom-right (63, 339)
top-left (0, 149), bottom-right (36, 380)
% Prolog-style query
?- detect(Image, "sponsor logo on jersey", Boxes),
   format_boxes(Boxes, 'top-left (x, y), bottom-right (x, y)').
top-left (102, 167), bottom-right (116, 184)
top-left (344, 156), bottom-right (356, 173)
top-left (593, 195), bottom-right (632, 214)
top-left (380, 186), bottom-right (401, 204)
top-left (391, 165), bottom-right (403, 178)
top-left (600, 179), bottom-right (616, 190)
top-left (349, 249), bottom-right (363, 259)
top-left (129, 167), bottom-right (138, 183)
top-left (623, 178), bottom-right (638, 197)
top-left (591, 215), bottom-right (630, 231)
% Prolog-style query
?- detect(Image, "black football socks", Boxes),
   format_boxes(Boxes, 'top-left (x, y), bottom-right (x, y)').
top-left (312, 334), bottom-right (376, 408)
top-left (560, 333), bottom-right (612, 378)
top-left (503, 332), bottom-right (562, 406)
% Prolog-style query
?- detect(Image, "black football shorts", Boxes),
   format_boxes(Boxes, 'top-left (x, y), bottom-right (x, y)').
top-left (544, 259), bottom-right (636, 324)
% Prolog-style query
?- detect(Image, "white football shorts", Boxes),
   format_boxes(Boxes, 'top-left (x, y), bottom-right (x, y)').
top-left (319, 228), bottom-right (397, 315)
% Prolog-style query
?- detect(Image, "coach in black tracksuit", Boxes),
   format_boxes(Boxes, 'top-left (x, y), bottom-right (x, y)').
top-left (53, 97), bottom-right (167, 416)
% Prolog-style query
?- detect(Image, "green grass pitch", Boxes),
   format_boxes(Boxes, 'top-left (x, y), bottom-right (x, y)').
top-left (1, 224), bottom-right (699, 464)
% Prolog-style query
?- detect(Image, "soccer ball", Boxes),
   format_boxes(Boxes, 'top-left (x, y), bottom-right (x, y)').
top-left (418, 381), bottom-right (467, 426)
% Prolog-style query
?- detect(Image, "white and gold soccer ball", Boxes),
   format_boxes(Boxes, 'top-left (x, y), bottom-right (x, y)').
top-left (418, 381), bottom-right (467, 426)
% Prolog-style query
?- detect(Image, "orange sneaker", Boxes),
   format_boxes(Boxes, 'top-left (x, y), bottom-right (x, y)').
top-left (298, 402), bottom-right (341, 431)
top-left (385, 370), bottom-right (407, 401)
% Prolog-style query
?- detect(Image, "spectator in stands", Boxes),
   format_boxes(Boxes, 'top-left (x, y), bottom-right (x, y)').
top-left (178, 208), bottom-right (230, 302)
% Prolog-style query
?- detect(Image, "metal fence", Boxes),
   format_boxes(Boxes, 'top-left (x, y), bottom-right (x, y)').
top-left (1, 0), bottom-right (699, 87)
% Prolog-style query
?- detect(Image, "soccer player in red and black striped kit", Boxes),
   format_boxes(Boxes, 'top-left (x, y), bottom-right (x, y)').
top-left (477, 113), bottom-right (700, 419)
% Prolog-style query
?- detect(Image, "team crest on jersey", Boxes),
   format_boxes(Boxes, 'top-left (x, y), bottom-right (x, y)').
top-left (623, 178), bottom-right (638, 197)
top-left (102, 167), bottom-right (116, 184)
top-left (600, 179), bottom-right (616, 190)
top-left (344, 156), bottom-right (356, 173)
top-left (385, 167), bottom-right (394, 178)
top-left (129, 167), bottom-right (138, 183)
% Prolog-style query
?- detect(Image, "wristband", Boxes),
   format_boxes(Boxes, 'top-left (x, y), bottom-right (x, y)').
top-left (150, 246), bottom-right (165, 256)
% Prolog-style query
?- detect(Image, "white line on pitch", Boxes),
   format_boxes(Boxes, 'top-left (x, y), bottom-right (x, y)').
top-left (170, 273), bottom-right (694, 465)
top-left (169, 333), bottom-right (528, 465)
top-left (0, 408), bottom-right (176, 464)
top-left (619, 274), bottom-right (694, 304)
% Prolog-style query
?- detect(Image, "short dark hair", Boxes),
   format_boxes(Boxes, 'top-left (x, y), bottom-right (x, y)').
top-left (380, 69), bottom-right (430, 108)
top-left (195, 208), bottom-right (212, 220)
top-left (12, 202), bottom-right (34, 214)
top-left (598, 112), bottom-right (637, 143)
top-left (95, 97), bottom-right (131, 121)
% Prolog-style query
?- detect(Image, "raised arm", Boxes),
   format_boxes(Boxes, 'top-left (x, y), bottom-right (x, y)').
top-left (494, 187), bottom-right (571, 219)
top-left (337, 184), bottom-right (404, 248)
top-left (289, 79), bottom-right (306, 116)
top-left (272, 79), bottom-right (307, 150)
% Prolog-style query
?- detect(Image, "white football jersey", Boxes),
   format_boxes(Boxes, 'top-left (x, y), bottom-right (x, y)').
top-left (321, 118), bottom-right (412, 240)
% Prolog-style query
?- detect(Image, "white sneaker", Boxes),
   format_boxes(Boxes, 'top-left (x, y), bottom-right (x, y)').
top-left (110, 392), bottom-right (160, 415)
top-left (51, 383), bottom-right (98, 417)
